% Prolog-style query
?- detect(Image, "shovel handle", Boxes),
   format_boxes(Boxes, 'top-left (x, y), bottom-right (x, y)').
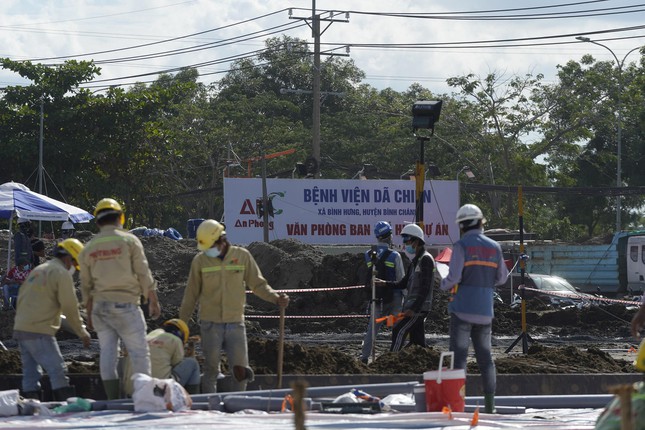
top-left (277, 304), bottom-right (286, 389)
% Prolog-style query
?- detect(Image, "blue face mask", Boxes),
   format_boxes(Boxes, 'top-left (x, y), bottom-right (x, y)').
top-left (23, 264), bottom-right (30, 271)
top-left (204, 247), bottom-right (220, 258)
top-left (405, 245), bottom-right (415, 255)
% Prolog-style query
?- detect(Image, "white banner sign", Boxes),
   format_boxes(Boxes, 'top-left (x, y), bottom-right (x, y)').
top-left (223, 178), bottom-right (459, 245)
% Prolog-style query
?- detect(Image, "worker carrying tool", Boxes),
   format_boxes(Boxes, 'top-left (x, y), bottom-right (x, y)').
top-left (375, 223), bottom-right (435, 352)
top-left (179, 219), bottom-right (289, 393)
top-left (122, 318), bottom-right (201, 396)
top-left (360, 221), bottom-right (405, 364)
top-left (13, 238), bottom-right (91, 401)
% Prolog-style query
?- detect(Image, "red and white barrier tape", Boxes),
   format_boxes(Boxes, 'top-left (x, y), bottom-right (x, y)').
top-left (247, 314), bottom-right (369, 319)
top-left (518, 286), bottom-right (640, 306)
top-left (246, 285), bottom-right (364, 294)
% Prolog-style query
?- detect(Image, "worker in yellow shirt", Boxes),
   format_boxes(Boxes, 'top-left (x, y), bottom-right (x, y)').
top-left (122, 319), bottom-right (201, 396)
top-left (13, 239), bottom-right (91, 401)
top-left (79, 198), bottom-right (161, 400)
top-left (179, 219), bottom-right (289, 393)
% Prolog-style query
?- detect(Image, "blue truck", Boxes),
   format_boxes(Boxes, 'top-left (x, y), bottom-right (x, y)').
top-left (526, 231), bottom-right (645, 295)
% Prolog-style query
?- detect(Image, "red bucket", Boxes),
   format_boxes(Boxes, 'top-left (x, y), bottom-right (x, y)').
top-left (423, 352), bottom-right (465, 412)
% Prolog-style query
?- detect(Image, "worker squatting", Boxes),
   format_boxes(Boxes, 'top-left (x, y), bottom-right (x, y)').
top-left (286, 223), bottom-right (449, 236)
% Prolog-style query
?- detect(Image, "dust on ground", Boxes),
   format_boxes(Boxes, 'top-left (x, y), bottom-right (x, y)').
top-left (0, 233), bottom-right (641, 376)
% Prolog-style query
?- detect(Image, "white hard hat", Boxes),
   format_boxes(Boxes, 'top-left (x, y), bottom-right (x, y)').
top-left (455, 204), bottom-right (486, 225)
top-left (401, 223), bottom-right (425, 244)
top-left (62, 221), bottom-right (75, 230)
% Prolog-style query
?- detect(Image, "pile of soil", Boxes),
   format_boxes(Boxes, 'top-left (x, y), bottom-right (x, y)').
top-left (0, 233), bottom-right (640, 376)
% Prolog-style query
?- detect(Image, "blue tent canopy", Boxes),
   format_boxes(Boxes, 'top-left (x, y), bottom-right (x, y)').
top-left (0, 182), bottom-right (93, 223)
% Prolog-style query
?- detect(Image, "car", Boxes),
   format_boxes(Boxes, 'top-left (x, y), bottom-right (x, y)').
top-left (496, 273), bottom-right (597, 307)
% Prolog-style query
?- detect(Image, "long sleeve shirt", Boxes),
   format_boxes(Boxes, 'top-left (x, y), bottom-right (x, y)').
top-left (79, 225), bottom-right (156, 305)
top-left (179, 245), bottom-right (280, 324)
top-left (13, 258), bottom-right (88, 338)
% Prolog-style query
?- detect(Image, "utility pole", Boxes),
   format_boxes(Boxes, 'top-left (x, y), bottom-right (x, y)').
top-left (312, 2), bottom-right (321, 178)
top-left (289, 2), bottom-right (348, 178)
top-left (38, 95), bottom-right (44, 236)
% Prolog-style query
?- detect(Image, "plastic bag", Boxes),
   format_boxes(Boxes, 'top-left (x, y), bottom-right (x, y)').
top-left (0, 389), bottom-right (19, 416)
top-left (131, 373), bottom-right (192, 412)
top-left (53, 398), bottom-right (92, 414)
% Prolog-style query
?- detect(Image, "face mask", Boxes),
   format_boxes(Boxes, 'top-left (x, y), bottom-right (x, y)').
top-left (68, 266), bottom-right (76, 276)
top-left (204, 247), bottom-right (220, 258)
top-left (23, 264), bottom-right (30, 271)
top-left (405, 244), bottom-right (415, 255)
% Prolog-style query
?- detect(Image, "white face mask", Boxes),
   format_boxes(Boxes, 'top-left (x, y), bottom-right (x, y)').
top-left (68, 266), bottom-right (76, 276)
top-left (204, 247), bottom-right (220, 258)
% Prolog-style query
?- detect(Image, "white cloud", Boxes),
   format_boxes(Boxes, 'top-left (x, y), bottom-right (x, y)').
top-left (0, 0), bottom-right (643, 93)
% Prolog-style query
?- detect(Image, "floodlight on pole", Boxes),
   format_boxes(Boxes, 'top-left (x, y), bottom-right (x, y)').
top-left (412, 100), bottom-right (443, 227)
top-left (575, 36), bottom-right (642, 232)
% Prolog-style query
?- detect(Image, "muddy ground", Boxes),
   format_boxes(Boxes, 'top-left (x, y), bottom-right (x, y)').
top-left (0, 233), bottom-right (641, 377)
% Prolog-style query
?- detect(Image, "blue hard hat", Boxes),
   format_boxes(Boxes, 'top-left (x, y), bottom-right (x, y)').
top-left (374, 221), bottom-right (392, 239)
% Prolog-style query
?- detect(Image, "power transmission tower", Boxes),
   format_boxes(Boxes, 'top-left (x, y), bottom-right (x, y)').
top-left (289, 2), bottom-right (348, 178)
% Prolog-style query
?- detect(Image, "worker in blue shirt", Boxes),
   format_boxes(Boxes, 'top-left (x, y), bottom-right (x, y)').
top-left (440, 204), bottom-right (509, 414)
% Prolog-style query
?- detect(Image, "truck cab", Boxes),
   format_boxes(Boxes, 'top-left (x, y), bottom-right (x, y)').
top-left (626, 235), bottom-right (645, 294)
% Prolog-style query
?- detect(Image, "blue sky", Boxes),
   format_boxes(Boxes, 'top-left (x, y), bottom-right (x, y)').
top-left (1, 0), bottom-right (644, 95)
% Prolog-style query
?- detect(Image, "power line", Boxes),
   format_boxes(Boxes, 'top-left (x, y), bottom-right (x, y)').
top-left (24, 8), bottom-right (291, 62)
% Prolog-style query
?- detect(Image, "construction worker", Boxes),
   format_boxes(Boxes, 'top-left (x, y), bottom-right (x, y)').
top-left (376, 223), bottom-right (435, 352)
top-left (179, 219), bottom-right (289, 393)
top-left (61, 221), bottom-right (75, 239)
top-left (31, 239), bottom-right (45, 267)
top-left (439, 204), bottom-right (509, 414)
top-left (79, 198), bottom-right (161, 400)
top-left (632, 297), bottom-right (645, 339)
top-left (13, 238), bottom-right (91, 401)
top-left (122, 319), bottom-right (201, 396)
top-left (360, 221), bottom-right (405, 364)
top-left (13, 218), bottom-right (33, 266)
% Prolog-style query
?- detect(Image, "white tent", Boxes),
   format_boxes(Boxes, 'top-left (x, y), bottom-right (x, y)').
top-left (0, 181), bottom-right (93, 269)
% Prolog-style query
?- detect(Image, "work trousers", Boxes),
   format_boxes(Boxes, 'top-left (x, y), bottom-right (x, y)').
top-left (390, 311), bottom-right (428, 352)
top-left (92, 301), bottom-right (151, 381)
top-left (18, 334), bottom-right (69, 391)
top-left (361, 291), bottom-right (403, 360)
top-left (172, 357), bottom-right (201, 387)
top-left (200, 321), bottom-right (250, 393)
top-left (449, 313), bottom-right (496, 395)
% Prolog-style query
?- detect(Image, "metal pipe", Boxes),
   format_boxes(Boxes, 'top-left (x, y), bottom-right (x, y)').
top-left (190, 380), bottom-right (420, 402)
top-left (468, 394), bottom-right (613, 409)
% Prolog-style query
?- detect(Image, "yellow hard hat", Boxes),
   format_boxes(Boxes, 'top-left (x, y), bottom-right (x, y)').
top-left (93, 198), bottom-right (125, 225)
top-left (635, 339), bottom-right (645, 372)
top-left (163, 319), bottom-right (189, 343)
top-left (196, 219), bottom-right (226, 251)
top-left (57, 238), bottom-right (84, 270)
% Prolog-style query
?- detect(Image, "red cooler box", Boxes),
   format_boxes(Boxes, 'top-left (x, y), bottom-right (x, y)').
top-left (423, 352), bottom-right (465, 412)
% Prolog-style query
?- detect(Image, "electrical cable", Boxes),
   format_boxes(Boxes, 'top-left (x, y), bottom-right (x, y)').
top-left (289, 0), bottom-right (610, 17)
top-left (24, 8), bottom-right (291, 62)
top-left (344, 4), bottom-right (645, 21)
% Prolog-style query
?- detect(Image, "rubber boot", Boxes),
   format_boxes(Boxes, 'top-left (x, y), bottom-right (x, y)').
top-left (52, 385), bottom-right (76, 402)
top-left (103, 379), bottom-right (121, 400)
top-left (21, 391), bottom-right (42, 401)
top-left (185, 384), bottom-right (200, 395)
top-left (484, 393), bottom-right (495, 414)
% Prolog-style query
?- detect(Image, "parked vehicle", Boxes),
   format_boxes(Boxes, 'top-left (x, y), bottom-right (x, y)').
top-left (496, 273), bottom-right (597, 307)
top-left (526, 232), bottom-right (645, 295)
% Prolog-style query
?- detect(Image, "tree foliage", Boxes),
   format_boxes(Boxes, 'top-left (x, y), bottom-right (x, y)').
top-left (1, 39), bottom-right (644, 241)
